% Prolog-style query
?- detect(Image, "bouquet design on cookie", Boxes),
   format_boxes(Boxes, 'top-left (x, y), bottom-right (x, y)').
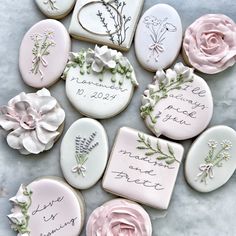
top-left (0, 88), bottom-right (65, 155)
top-left (196, 139), bottom-right (232, 184)
top-left (143, 16), bottom-right (177, 62)
top-left (7, 185), bottom-right (32, 236)
top-left (43, 0), bottom-right (58, 11)
top-left (71, 132), bottom-right (99, 177)
top-left (30, 30), bottom-right (56, 80)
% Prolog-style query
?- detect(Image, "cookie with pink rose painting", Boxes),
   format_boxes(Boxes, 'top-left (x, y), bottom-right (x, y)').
top-left (86, 198), bottom-right (152, 236)
top-left (0, 88), bottom-right (65, 155)
top-left (183, 14), bottom-right (236, 74)
top-left (19, 19), bottom-right (71, 88)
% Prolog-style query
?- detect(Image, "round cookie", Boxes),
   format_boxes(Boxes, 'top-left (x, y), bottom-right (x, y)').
top-left (135, 4), bottom-right (182, 72)
top-left (183, 14), bottom-right (236, 74)
top-left (86, 198), bottom-right (152, 236)
top-left (35, 0), bottom-right (76, 19)
top-left (60, 118), bottom-right (109, 189)
top-left (19, 19), bottom-right (71, 88)
top-left (8, 177), bottom-right (85, 236)
top-left (62, 45), bottom-right (138, 119)
top-left (0, 88), bottom-right (65, 155)
top-left (140, 62), bottom-right (213, 140)
top-left (185, 126), bottom-right (236, 193)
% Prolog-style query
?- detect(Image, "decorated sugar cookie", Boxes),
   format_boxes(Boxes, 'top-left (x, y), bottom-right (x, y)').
top-left (0, 88), bottom-right (65, 155)
top-left (183, 14), bottom-right (236, 74)
top-left (35, 0), bottom-right (76, 19)
top-left (63, 45), bottom-right (138, 119)
top-left (60, 118), bottom-right (109, 189)
top-left (135, 4), bottom-right (183, 71)
top-left (19, 19), bottom-right (71, 88)
top-left (86, 198), bottom-right (152, 236)
top-left (8, 177), bottom-right (85, 236)
top-left (140, 62), bottom-right (213, 140)
top-left (69, 0), bottom-right (144, 51)
top-left (103, 127), bottom-right (184, 210)
top-left (185, 126), bottom-right (236, 192)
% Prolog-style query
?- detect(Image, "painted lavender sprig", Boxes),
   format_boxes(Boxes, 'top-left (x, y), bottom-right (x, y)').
top-left (71, 132), bottom-right (99, 177)
top-left (196, 139), bottom-right (232, 184)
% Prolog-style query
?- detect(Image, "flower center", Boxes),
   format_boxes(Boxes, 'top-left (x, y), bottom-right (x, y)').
top-left (20, 115), bottom-right (37, 130)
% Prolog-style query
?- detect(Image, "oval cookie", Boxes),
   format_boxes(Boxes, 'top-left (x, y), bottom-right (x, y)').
top-left (86, 199), bottom-right (152, 236)
top-left (60, 118), bottom-right (109, 189)
top-left (135, 4), bottom-right (182, 71)
top-left (19, 19), bottom-right (71, 88)
top-left (185, 126), bottom-right (236, 192)
top-left (62, 45), bottom-right (138, 119)
top-left (35, 0), bottom-right (76, 19)
top-left (140, 63), bottom-right (213, 140)
top-left (8, 177), bottom-right (85, 236)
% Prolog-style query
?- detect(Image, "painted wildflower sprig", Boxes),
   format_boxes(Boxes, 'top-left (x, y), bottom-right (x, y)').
top-left (71, 132), bottom-right (99, 177)
top-left (140, 63), bottom-right (194, 134)
top-left (97, 0), bottom-right (131, 45)
top-left (137, 133), bottom-right (180, 165)
top-left (143, 16), bottom-right (177, 62)
top-left (43, 0), bottom-right (58, 11)
top-left (8, 185), bottom-right (33, 236)
top-left (62, 46), bottom-right (138, 86)
top-left (30, 30), bottom-right (55, 80)
top-left (196, 139), bottom-right (232, 184)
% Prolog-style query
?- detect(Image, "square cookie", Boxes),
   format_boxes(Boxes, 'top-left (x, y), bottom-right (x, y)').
top-left (102, 127), bottom-right (184, 210)
top-left (69, 0), bottom-right (144, 51)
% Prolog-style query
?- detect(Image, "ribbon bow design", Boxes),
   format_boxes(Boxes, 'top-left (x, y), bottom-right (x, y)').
top-left (31, 54), bottom-right (48, 80)
top-left (149, 43), bottom-right (164, 62)
top-left (71, 164), bottom-right (87, 177)
top-left (196, 163), bottom-right (214, 183)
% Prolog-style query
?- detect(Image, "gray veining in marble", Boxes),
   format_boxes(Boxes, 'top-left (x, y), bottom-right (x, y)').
top-left (1, 0), bottom-right (236, 235)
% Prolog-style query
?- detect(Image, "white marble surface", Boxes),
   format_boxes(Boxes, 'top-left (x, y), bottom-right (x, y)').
top-left (0, 0), bottom-right (236, 235)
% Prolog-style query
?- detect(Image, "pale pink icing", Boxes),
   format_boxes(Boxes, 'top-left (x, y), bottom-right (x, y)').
top-left (183, 14), bottom-right (236, 74)
top-left (0, 88), bottom-right (65, 155)
top-left (86, 199), bottom-right (152, 236)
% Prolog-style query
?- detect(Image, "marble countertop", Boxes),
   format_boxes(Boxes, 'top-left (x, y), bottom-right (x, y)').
top-left (1, 0), bottom-right (236, 235)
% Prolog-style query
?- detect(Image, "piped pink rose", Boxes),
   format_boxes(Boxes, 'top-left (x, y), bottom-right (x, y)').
top-left (183, 14), bottom-right (236, 74)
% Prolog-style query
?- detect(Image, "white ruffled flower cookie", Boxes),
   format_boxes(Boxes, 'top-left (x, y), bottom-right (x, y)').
top-left (0, 88), bottom-right (65, 155)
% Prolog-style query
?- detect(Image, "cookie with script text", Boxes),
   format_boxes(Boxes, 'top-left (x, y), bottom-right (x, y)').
top-left (102, 127), bottom-right (184, 210)
top-left (7, 177), bottom-right (85, 236)
top-left (140, 62), bottom-right (213, 140)
top-left (185, 125), bottom-right (236, 193)
top-left (62, 45), bottom-right (138, 119)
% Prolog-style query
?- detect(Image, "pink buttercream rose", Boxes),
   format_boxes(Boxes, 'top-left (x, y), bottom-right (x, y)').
top-left (0, 88), bottom-right (65, 155)
top-left (183, 14), bottom-right (236, 74)
top-left (86, 199), bottom-right (152, 236)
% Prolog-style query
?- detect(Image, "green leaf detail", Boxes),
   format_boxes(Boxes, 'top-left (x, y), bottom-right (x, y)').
top-left (136, 132), bottom-right (179, 166)
top-left (196, 139), bottom-right (232, 184)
